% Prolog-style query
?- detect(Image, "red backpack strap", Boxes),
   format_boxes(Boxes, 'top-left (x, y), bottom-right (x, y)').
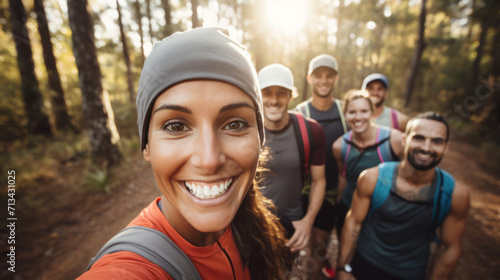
top-left (390, 108), bottom-right (399, 130)
top-left (289, 111), bottom-right (311, 174)
top-left (295, 113), bottom-right (310, 170)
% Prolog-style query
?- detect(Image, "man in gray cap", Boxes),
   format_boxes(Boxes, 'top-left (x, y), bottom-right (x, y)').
top-left (257, 63), bottom-right (326, 254)
top-left (362, 73), bottom-right (409, 132)
top-left (295, 54), bottom-right (348, 279)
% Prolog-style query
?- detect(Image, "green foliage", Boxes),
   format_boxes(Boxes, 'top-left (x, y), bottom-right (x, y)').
top-left (1, 0), bottom-right (499, 176)
top-left (86, 167), bottom-right (110, 192)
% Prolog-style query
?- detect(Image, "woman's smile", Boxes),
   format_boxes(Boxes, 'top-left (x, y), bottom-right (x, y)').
top-left (184, 177), bottom-right (234, 199)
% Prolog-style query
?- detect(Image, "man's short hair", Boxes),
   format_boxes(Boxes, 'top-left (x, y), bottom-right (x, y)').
top-left (405, 112), bottom-right (450, 142)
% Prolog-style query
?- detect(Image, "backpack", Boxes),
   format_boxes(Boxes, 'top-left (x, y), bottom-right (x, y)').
top-left (367, 162), bottom-right (455, 244)
top-left (86, 226), bottom-right (202, 280)
top-left (289, 111), bottom-right (313, 189)
top-left (295, 99), bottom-right (348, 134)
top-left (340, 126), bottom-right (393, 177)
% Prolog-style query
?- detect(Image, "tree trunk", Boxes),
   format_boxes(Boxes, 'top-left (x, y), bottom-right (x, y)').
top-left (116, 0), bottom-right (136, 102)
top-left (191, 0), bottom-right (200, 28)
top-left (34, 0), bottom-right (75, 132)
top-left (8, 0), bottom-right (53, 137)
top-left (491, 27), bottom-right (500, 128)
top-left (145, 0), bottom-right (153, 44)
top-left (404, 0), bottom-right (427, 107)
top-left (302, 30), bottom-right (313, 101)
top-left (252, 0), bottom-right (266, 70)
top-left (160, 0), bottom-right (172, 36)
top-left (467, 21), bottom-right (488, 97)
top-left (134, 0), bottom-right (145, 64)
top-left (67, 0), bottom-right (122, 167)
top-left (336, 0), bottom-right (345, 91)
top-left (464, 0), bottom-right (476, 53)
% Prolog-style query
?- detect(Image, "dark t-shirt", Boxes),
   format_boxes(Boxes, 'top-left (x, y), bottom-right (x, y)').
top-left (295, 100), bottom-right (346, 205)
top-left (260, 115), bottom-right (326, 221)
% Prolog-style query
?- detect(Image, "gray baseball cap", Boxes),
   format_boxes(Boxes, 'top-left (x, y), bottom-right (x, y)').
top-left (308, 54), bottom-right (339, 75)
top-left (136, 27), bottom-right (264, 150)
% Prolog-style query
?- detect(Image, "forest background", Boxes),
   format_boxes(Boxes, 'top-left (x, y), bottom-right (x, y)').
top-left (0, 0), bottom-right (499, 279)
top-left (1, 0), bottom-right (499, 181)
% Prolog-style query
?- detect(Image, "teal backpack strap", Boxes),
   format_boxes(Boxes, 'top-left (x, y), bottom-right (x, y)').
top-left (432, 169), bottom-right (455, 230)
top-left (367, 162), bottom-right (398, 220)
top-left (86, 226), bottom-right (201, 280)
top-left (334, 99), bottom-right (347, 133)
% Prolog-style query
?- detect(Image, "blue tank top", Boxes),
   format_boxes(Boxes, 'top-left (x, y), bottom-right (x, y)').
top-left (357, 164), bottom-right (438, 280)
top-left (340, 126), bottom-right (397, 207)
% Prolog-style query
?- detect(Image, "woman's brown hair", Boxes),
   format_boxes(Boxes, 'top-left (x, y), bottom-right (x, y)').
top-left (232, 150), bottom-right (293, 280)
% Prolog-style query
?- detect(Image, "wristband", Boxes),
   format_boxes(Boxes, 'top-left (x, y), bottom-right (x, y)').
top-left (337, 264), bottom-right (352, 273)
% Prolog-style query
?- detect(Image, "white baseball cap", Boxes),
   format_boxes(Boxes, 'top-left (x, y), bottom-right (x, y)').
top-left (308, 54), bottom-right (339, 75)
top-left (258, 63), bottom-right (294, 91)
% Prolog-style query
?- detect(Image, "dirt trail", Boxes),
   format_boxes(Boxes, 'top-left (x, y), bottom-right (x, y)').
top-left (2, 137), bottom-right (499, 280)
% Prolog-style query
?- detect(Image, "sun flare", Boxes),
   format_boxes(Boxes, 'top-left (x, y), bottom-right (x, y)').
top-left (264, 0), bottom-right (307, 36)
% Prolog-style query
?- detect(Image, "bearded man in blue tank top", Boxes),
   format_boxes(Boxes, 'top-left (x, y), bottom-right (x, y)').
top-left (337, 112), bottom-right (470, 280)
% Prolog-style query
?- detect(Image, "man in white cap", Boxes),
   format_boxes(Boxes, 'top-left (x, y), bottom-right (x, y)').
top-left (258, 64), bottom-right (326, 254)
top-left (362, 73), bottom-right (409, 132)
top-left (295, 54), bottom-right (348, 279)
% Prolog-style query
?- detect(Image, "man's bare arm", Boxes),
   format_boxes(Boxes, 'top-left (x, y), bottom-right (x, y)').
top-left (337, 168), bottom-right (378, 279)
top-left (429, 183), bottom-right (470, 280)
top-left (286, 164), bottom-right (325, 252)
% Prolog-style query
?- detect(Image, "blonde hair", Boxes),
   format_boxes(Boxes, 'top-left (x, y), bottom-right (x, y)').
top-left (342, 89), bottom-right (374, 114)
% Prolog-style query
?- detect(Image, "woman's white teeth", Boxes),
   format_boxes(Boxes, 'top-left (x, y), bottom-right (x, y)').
top-left (185, 178), bottom-right (233, 199)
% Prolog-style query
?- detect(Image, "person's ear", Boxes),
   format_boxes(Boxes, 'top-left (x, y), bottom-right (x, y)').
top-left (307, 74), bottom-right (312, 84)
top-left (143, 144), bottom-right (151, 162)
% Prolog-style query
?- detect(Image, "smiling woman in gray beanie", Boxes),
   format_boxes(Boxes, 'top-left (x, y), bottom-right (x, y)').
top-left (79, 27), bottom-right (292, 280)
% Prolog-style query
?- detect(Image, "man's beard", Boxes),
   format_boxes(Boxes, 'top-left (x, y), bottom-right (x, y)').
top-left (375, 96), bottom-right (385, 108)
top-left (408, 149), bottom-right (442, 171)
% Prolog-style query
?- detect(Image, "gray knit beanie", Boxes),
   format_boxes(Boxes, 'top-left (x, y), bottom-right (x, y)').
top-left (136, 27), bottom-right (263, 150)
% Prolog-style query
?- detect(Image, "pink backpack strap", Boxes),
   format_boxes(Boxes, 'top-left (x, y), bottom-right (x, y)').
top-left (342, 131), bottom-right (353, 177)
top-left (376, 127), bottom-right (385, 163)
top-left (390, 108), bottom-right (399, 130)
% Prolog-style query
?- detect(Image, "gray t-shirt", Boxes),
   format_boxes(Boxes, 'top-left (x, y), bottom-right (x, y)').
top-left (260, 115), bottom-right (325, 221)
top-left (261, 121), bottom-right (304, 221)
